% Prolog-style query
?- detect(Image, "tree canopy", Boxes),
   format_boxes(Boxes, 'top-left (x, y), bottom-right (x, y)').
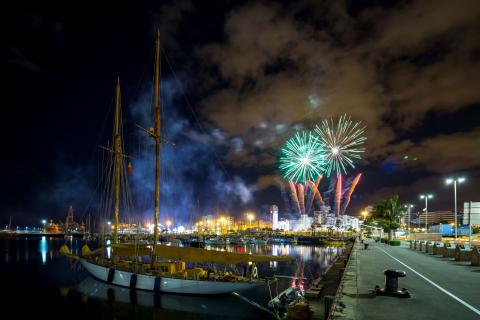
top-left (370, 194), bottom-right (406, 236)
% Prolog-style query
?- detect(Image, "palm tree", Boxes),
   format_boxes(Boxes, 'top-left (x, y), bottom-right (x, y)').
top-left (371, 194), bottom-right (405, 241)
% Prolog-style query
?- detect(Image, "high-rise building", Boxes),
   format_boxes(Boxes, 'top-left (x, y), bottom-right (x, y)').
top-left (300, 214), bottom-right (308, 230)
top-left (418, 211), bottom-right (456, 226)
top-left (464, 202), bottom-right (480, 225)
top-left (270, 205), bottom-right (279, 230)
top-left (313, 211), bottom-right (321, 225)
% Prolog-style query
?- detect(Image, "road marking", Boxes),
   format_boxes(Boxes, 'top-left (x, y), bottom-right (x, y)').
top-left (377, 247), bottom-right (480, 317)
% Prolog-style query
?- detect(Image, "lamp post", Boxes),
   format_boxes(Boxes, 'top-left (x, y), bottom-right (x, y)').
top-left (404, 205), bottom-right (413, 234)
top-left (445, 177), bottom-right (465, 239)
top-left (419, 194), bottom-right (433, 233)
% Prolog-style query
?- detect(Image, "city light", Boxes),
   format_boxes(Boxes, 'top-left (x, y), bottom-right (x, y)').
top-left (419, 194), bottom-right (433, 233)
top-left (361, 211), bottom-right (368, 219)
top-left (419, 194), bottom-right (433, 199)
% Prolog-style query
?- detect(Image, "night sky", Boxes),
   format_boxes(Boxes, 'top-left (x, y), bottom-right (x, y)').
top-left (2, 1), bottom-right (480, 226)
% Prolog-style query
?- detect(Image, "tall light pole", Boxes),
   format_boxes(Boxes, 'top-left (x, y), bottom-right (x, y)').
top-left (404, 205), bottom-right (413, 234)
top-left (419, 194), bottom-right (433, 233)
top-left (446, 177), bottom-right (465, 239)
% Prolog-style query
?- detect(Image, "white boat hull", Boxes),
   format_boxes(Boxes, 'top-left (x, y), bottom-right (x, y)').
top-left (80, 259), bottom-right (262, 294)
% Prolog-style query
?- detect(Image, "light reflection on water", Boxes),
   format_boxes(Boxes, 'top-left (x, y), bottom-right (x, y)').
top-left (40, 236), bottom-right (48, 265)
top-left (1, 238), bottom-right (345, 320)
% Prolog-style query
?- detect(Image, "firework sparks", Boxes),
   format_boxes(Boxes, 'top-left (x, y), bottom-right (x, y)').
top-left (341, 173), bottom-right (362, 214)
top-left (297, 183), bottom-right (306, 215)
top-left (307, 178), bottom-right (324, 207)
top-left (289, 181), bottom-right (301, 214)
top-left (336, 174), bottom-right (342, 216)
top-left (279, 131), bottom-right (326, 183)
top-left (314, 114), bottom-right (366, 177)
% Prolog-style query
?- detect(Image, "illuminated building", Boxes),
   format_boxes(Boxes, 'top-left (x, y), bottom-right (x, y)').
top-left (270, 205), bottom-right (279, 230)
top-left (463, 202), bottom-right (480, 226)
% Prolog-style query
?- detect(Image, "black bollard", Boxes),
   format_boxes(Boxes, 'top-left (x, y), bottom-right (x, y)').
top-left (324, 295), bottom-right (334, 318)
top-left (374, 269), bottom-right (410, 298)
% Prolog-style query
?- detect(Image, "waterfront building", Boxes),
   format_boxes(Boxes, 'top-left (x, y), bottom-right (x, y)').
top-left (277, 219), bottom-right (290, 231)
top-left (300, 214), bottom-right (308, 230)
top-left (313, 211), bottom-right (321, 225)
top-left (463, 202), bottom-right (480, 226)
top-left (316, 213), bottom-right (359, 230)
top-left (418, 211), bottom-right (457, 226)
top-left (270, 205), bottom-right (279, 230)
top-left (341, 215), bottom-right (360, 230)
top-left (63, 206), bottom-right (84, 234)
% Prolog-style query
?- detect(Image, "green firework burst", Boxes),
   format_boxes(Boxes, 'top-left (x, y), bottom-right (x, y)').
top-left (279, 131), bottom-right (326, 183)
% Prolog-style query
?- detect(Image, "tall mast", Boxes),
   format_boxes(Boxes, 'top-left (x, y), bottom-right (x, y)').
top-left (113, 77), bottom-right (122, 244)
top-left (152, 30), bottom-right (161, 259)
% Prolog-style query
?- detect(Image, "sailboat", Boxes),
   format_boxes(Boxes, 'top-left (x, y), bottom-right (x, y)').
top-left (60, 31), bottom-right (292, 295)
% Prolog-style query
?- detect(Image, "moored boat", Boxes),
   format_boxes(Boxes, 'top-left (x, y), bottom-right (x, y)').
top-left (61, 30), bottom-right (292, 295)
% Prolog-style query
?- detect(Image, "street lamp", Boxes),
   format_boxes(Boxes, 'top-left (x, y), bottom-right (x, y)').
top-left (404, 204), bottom-right (414, 233)
top-left (419, 194), bottom-right (433, 233)
top-left (165, 220), bottom-right (172, 232)
top-left (361, 211), bottom-right (368, 220)
top-left (246, 213), bottom-right (255, 229)
top-left (446, 177), bottom-right (465, 239)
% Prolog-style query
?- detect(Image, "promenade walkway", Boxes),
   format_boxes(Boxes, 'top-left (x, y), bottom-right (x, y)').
top-left (331, 240), bottom-right (480, 320)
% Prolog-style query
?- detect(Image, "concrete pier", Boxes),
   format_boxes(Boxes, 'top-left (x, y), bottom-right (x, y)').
top-left (329, 240), bottom-right (480, 320)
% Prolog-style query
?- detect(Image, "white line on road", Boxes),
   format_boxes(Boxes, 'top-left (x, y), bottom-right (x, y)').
top-left (377, 247), bottom-right (480, 317)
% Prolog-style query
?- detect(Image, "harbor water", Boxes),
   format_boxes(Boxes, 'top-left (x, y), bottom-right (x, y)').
top-left (1, 237), bottom-right (344, 319)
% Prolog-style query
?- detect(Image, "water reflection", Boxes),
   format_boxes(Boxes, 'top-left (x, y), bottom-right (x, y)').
top-left (203, 243), bottom-right (343, 289)
top-left (106, 239), bottom-right (111, 259)
top-left (76, 277), bottom-right (272, 319)
top-left (0, 239), bottom-right (345, 320)
top-left (39, 236), bottom-right (48, 265)
top-left (25, 238), bottom-right (29, 261)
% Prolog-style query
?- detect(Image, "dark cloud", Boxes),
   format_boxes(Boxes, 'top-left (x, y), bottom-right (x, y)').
top-left (4, 46), bottom-right (40, 72)
top-left (194, 0), bottom-right (480, 177)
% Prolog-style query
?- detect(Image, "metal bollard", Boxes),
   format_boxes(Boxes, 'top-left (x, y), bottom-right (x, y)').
top-left (324, 295), bottom-right (334, 318)
top-left (374, 269), bottom-right (410, 298)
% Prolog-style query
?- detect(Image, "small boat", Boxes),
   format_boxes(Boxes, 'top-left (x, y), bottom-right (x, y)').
top-left (268, 287), bottom-right (310, 319)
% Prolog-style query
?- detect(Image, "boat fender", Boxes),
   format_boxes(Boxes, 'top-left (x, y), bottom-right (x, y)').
top-left (107, 268), bottom-right (115, 283)
top-left (130, 274), bottom-right (138, 289)
top-left (252, 266), bottom-right (258, 279)
top-left (154, 276), bottom-right (162, 292)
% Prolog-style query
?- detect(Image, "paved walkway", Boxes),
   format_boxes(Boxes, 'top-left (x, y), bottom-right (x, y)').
top-left (331, 241), bottom-right (480, 320)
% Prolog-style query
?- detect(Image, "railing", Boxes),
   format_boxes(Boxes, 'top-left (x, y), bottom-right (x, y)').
top-left (409, 233), bottom-right (442, 241)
